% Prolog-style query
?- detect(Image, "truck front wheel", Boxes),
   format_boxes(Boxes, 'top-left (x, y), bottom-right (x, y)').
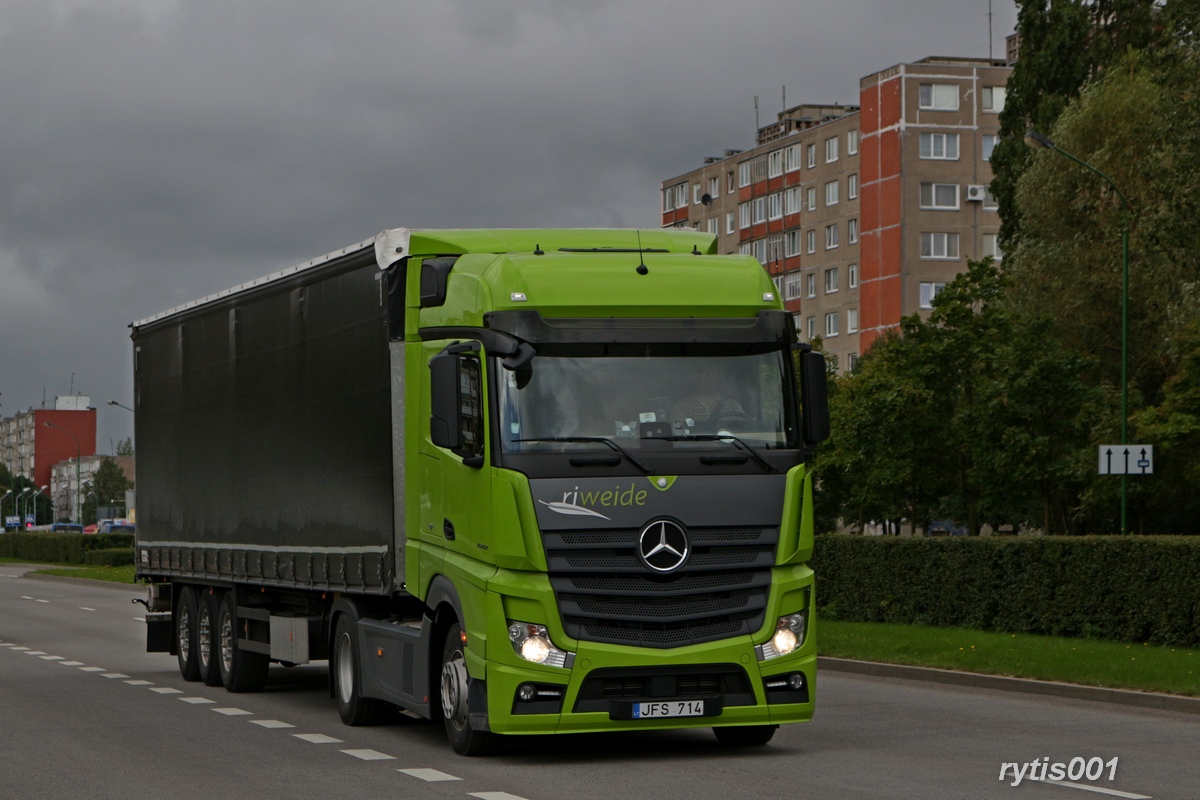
top-left (175, 586), bottom-right (200, 682)
top-left (439, 622), bottom-right (498, 756)
top-left (332, 614), bottom-right (386, 725)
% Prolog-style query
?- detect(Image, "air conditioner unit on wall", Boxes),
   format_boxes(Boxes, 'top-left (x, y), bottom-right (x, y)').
top-left (966, 185), bottom-right (987, 202)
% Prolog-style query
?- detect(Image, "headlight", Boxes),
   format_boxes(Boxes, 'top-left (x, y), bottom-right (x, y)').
top-left (507, 621), bottom-right (573, 668)
top-left (756, 612), bottom-right (807, 661)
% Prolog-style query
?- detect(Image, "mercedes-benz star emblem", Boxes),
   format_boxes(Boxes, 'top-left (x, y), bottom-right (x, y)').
top-left (638, 519), bottom-right (690, 573)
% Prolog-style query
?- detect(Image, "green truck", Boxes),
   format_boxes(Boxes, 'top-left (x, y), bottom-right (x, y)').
top-left (132, 228), bottom-right (828, 754)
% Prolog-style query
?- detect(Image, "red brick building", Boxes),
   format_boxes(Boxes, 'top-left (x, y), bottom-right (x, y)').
top-left (1, 396), bottom-right (98, 491)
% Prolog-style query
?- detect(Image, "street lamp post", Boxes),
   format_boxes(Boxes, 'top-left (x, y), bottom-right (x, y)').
top-left (1025, 129), bottom-right (1134, 535)
top-left (17, 487), bottom-right (35, 529)
top-left (34, 484), bottom-right (48, 526)
top-left (1, 489), bottom-right (11, 529)
top-left (44, 421), bottom-right (83, 525)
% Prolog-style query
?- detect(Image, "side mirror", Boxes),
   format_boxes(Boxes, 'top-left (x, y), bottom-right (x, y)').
top-left (429, 344), bottom-right (485, 468)
top-left (799, 350), bottom-right (830, 445)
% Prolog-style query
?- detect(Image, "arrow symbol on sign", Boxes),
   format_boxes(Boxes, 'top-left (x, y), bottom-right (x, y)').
top-left (1106, 448), bottom-right (1113, 475)
top-left (1123, 448), bottom-right (1130, 474)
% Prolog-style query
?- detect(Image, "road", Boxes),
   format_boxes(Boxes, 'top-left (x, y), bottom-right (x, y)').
top-left (2, 564), bottom-right (1196, 800)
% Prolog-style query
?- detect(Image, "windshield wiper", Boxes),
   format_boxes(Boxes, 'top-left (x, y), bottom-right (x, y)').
top-left (512, 437), bottom-right (653, 474)
top-left (658, 434), bottom-right (777, 473)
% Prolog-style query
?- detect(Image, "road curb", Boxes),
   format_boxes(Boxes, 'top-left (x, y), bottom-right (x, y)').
top-left (818, 656), bottom-right (1200, 715)
top-left (22, 572), bottom-right (141, 593)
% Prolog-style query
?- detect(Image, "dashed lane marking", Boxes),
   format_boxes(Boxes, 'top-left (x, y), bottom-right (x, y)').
top-left (24, 651), bottom-right (48, 656)
top-left (294, 733), bottom-right (343, 744)
top-left (40, 655), bottom-right (64, 661)
top-left (79, 607), bottom-right (95, 612)
top-left (79, 666), bottom-right (106, 672)
top-left (9, 647), bottom-right (31, 651)
top-left (36, 599), bottom-right (49, 604)
top-left (399, 768), bottom-right (461, 782)
top-left (1040, 780), bottom-right (1153, 799)
top-left (58, 661), bottom-right (84, 666)
top-left (150, 687), bottom-right (184, 695)
top-left (212, 708), bottom-right (253, 716)
top-left (341, 749), bottom-right (395, 761)
top-left (469, 793), bottom-right (532, 800)
top-left (180, 697), bottom-right (217, 705)
top-left (132, 617), bottom-right (145, 622)
top-left (102, 673), bottom-right (130, 679)
top-left (250, 720), bottom-right (295, 729)
top-left (125, 680), bottom-right (153, 686)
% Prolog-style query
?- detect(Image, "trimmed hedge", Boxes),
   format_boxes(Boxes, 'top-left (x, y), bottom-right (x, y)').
top-left (0, 533), bottom-right (135, 565)
top-left (814, 535), bottom-right (1200, 648)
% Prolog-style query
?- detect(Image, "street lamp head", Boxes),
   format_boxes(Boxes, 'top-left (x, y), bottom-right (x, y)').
top-left (1024, 130), bottom-right (1056, 150)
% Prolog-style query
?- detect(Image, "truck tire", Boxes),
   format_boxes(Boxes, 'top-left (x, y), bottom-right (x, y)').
top-left (175, 586), bottom-right (201, 682)
top-left (216, 591), bottom-right (269, 693)
top-left (332, 613), bottom-right (387, 726)
top-left (196, 588), bottom-right (222, 687)
top-left (439, 622), bottom-right (498, 756)
top-left (712, 724), bottom-right (778, 747)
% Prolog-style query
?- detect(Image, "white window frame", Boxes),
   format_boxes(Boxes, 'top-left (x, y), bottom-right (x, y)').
top-left (825, 224), bottom-right (839, 250)
top-left (768, 192), bottom-right (783, 221)
top-left (739, 203), bottom-right (751, 229)
top-left (920, 182), bottom-right (960, 210)
top-left (785, 230), bottom-right (801, 257)
top-left (920, 132), bottom-right (960, 160)
top-left (919, 83), bottom-right (959, 110)
top-left (848, 218), bottom-right (859, 244)
top-left (708, 176), bottom-right (720, 199)
top-left (693, 183), bottom-right (702, 205)
top-left (848, 262), bottom-right (858, 288)
top-left (677, 184), bottom-right (689, 209)
top-left (847, 307), bottom-right (859, 334)
top-left (739, 162), bottom-right (752, 188)
top-left (920, 232), bottom-right (960, 260)
top-left (806, 230), bottom-right (817, 255)
top-left (784, 187), bottom-right (802, 216)
top-left (806, 315), bottom-right (816, 340)
top-left (806, 143), bottom-right (817, 169)
top-left (753, 197), bottom-right (767, 224)
top-left (920, 281), bottom-right (946, 309)
top-left (824, 267), bottom-right (839, 294)
top-left (825, 312), bottom-right (840, 338)
top-left (825, 180), bottom-right (839, 207)
top-left (706, 217), bottom-right (719, 235)
top-left (726, 211), bottom-right (737, 235)
top-left (806, 186), bottom-right (817, 212)
top-left (806, 272), bottom-right (817, 298)
top-left (983, 187), bottom-right (999, 210)
top-left (785, 271), bottom-right (803, 300)
top-left (983, 233), bottom-right (1003, 261)
top-left (848, 173), bottom-right (859, 199)
top-left (825, 136), bottom-right (839, 163)
top-left (753, 239), bottom-right (767, 265)
top-left (982, 86), bottom-right (1006, 113)
top-left (847, 129), bottom-right (859, 155)
top-left (786, 144), bottom-right (802, 172)
top-left (982, 134), bottom-right (999, 162)
top-left (768, 150), bottom-right (785, 178)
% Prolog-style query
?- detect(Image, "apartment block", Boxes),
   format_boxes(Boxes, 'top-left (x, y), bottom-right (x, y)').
top-left (1, 396), bottom-right (97, 490)
top-left (661, 56), bottom-right (1010, 370)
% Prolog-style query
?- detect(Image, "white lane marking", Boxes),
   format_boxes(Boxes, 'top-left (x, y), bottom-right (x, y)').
top-left (20, 596), bottom-right (34, 600)
top-left (469, 793), bottom-right (531, 800)
top-left (9, 647), bottom-right (31, 651)
top-left (1040, 780), bottom-right (1153, 799)
top-left (101, 673), bottom-right (130, 679)
top-left (24, 651), bottom-right (48, 656)
top-left (212, 708), bottom-right (253, 716)
top-left (125, 680), bottom-right (153, 686)
top-left (79, 607), bottom-right (96, 612)
top-left (0, 643), bottom-right (17, 647)
top-left (59, 661), bottom-right (84, 666)
top-left (250, 720), bottom-right (295, 729)
top-left (40, 655), bottom-right (64, 661)
top-left (150, 687), bottom-right (184, 694)
top-left (180, 697), bottom-right (216, 705)
top-left (399, 768), bottom-right (461, 782)
top-left (341, 749), bottom-right (395, 761)
top-left (294, 733), bottom-right (343, 744)
top-left (79, 666), bottom-right (106, 672)
top-left (36, 599), bottom-right (50, 604)
top-left (131, 617), bottom-right (145, 622)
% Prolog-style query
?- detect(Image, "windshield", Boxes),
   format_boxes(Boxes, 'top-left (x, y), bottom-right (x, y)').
top-left (498, 347), bottom-right (798, 453)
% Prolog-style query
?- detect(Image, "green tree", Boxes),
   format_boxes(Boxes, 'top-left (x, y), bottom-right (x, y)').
top-left (81, 457), bottom-right (133, 524)
top-left (116, 437), bottom-right (134, 456)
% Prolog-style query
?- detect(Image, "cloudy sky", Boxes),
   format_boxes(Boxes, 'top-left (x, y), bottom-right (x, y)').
top-left (0, 0), bottom-right (1015, 451)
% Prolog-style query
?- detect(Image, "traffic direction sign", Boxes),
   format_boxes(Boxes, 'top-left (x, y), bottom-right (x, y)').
top-left (1099, 445), bottom-right (1153, 475)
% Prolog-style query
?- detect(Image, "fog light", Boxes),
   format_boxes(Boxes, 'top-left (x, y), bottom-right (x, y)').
top-left (518, 683), bottom-right (537, 701)
top-left (506, 620), bottom-right (573, 668)
top-left (788, 673), bottom-right (804, 690)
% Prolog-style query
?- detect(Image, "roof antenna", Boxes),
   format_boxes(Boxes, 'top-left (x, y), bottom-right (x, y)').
top-left (635, 231), bottom-right (649, 275)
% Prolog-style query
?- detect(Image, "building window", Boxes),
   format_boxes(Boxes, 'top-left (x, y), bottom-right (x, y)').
top-left (739, 162), bottom-right (752, 188)
top-left (983, 233), bottom-right (1003, 261)
top-left (848, 262), bottom-right (859, 288)
top-left (724, 212), bottom-right (735, 235)
top-left (786, 144), bottom-right (802, 172)
top-left (806, 143), bottom-right (817, 169)
top-left (848, 353), bottom-right (860, 371)
top-left (739, 203), bottom-right (751, 229)
top-left (848, 173), bottom-right (859, 199)
top-left (919, 83), bottom-right (959, 110)
top-left (707, 217), bottom-right (719, 234)
top-left (806, 186), bottom-right (817, 211)
top-left (663, 188), bottom-right (674, 213)
top-left (693, 184), bottom-right (702, 205)
top-left (807, 272), bottom-right (816, 298)
top-left (785, 230), bottom-right (801, 257)
top-left (727, 171), bottom-right (736, 193)
top-left (983, 187), bottom-right (999, 210)
top-left (793, 313), bottom-right (803, 333)
top-left (785, 271), bottom-right (803, 300)
top-left (806, 315), bottom-right (816, 340)
top-left (847, 129), bottom-right (859, 155)
top-left (708, 176), bottom-right (719, 199)
top-left (920, 182), bottom-right (959, 210)
top-left (825, 180), bottom-right (839, 206)
top-left (825, 312), bottom-right (840, 337)
top-left (848, 218), bottom-right (859, 244)
top-left (847, 307), bottom-right (859, 333)
top-left (982, 86), bottom-right (1006, 113)
top-left (754, 239), bottom-right (767, 265)
top-left (825, 136), bottom-right (839, 163)
top-left (825, 224), bottom-right (839, 250)
top-left (920, 132), bottom-right (960, 160)
top-left (982, 134), bottom-right (999, 161)
top-left (677, 184), bottom-right (689, 209)
top-left (739, 243), bottom-right (752, 256)
top-left (768, 150), bottom-right (785, 178)
top-left (920, 232), bottom-right (960, 259)
top-left (753, 197), bottom-right (767, 224)
top-left (769, 192), bottom-right (783, 220)
top-left (806, 230), bottom-right (817, 254)
top-left (766, 233), bottom-right (784, 264)
top-left (784, 187), bottom-right (801, 215)
top-left (920, 281), bottom-right (946, 309)
top-left (824, 267), bottom-right (839, 293)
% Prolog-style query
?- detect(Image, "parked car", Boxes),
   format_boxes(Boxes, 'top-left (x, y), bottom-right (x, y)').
top-left (51, 523), bottom-right (85, 533)
top-left (83, 524), bottom-right (98, 534)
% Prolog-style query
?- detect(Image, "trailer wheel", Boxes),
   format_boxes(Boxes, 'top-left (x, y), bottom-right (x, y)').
top-left (439, 622), bottom-right (498, 756)
top-left (332, 614), bottom-right (387, 726)
top-left (175, 586), bottom-right (200, 682)
top-left (216, 591), bottom-right (269, 693)
top-left (196, 589), bottom-right (222, 687)
top-left (712, 724), bottom-right (778, 747)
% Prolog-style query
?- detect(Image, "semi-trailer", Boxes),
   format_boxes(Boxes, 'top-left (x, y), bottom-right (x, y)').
top-left (131, 227), bottom-right (828, 754)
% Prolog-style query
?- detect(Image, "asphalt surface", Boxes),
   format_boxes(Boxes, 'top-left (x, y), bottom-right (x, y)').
top-left (2, 564), bottom-right (1197, 800)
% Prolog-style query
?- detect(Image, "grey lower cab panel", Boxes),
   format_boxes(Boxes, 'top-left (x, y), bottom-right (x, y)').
top-left (357, 616), bottom-right (432, 719)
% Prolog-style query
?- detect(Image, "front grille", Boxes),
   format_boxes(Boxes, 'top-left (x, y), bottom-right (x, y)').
top-left (544, 526), bottom-right (777, 649)
top-left (573, 665), bottom-right (756, 713)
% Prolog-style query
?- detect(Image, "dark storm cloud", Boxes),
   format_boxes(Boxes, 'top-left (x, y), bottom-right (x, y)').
top-left (0, 0), bottom-right (1015, 448)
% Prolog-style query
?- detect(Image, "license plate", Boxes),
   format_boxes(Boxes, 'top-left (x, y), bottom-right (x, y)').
top-left (632, 700), bottom-right (705, 719)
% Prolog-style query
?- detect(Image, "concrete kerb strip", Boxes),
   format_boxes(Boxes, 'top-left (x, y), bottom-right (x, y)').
top-left (818, 656), bottom-right (1200, 715)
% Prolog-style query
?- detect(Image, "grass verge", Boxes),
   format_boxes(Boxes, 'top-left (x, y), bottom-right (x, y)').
top-left (820, 618), bottom-right (1200, 698)
top-left (0, 557), bottom-right (137, 585)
